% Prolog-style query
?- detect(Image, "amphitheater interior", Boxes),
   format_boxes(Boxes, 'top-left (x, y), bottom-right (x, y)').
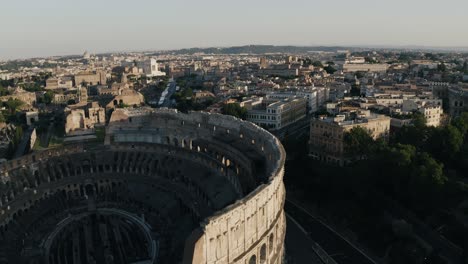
top-left (0, 108), bottom-right (286, 264)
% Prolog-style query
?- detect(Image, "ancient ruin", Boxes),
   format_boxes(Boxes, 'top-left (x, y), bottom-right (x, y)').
top-left (0, 109), bottom-right (286, 264)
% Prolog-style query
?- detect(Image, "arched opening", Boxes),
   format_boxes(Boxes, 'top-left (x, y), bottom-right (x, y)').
top-left (249, 255), bottom-right (256, 264)
top-left (269, 233), bottom-right (274, 253)
top-left (85, 184), bottom-right (94, 198)
top-left (260, 244), bottom-right (267, 263)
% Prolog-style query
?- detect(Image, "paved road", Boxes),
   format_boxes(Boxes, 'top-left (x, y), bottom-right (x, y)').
top-left (160, 79), bottom-right (177, 108)
top-left (286, 200), bottom-right (378, 264)
top-left (285, 214), bottom-right (324, 264)
top-left (274, 115), bottom-right (311, 140)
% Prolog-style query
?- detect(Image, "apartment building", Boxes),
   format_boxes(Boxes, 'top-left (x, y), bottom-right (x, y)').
top-left (74, 70), bottom-right (107, 86)
top-left (343, 63), bottom-right (388, 73)
top-left (402, 99), bottom-right (443, 127)
top-left (448, 85), bottom-right (468, 117)
top-left (309, 110), bottom-right (390, 165)
top-left (244, 96), bottom-right (306, 130)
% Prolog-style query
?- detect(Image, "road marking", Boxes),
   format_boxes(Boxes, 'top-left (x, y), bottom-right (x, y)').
top-left (286, 199), bottom-right (378, 264)
top-left (286, 213), bottom-right (308, 235)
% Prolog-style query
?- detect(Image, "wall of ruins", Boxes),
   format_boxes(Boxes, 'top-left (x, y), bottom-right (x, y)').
top-left (106, 109), bottom-right (287, 264)
top-left (0, 110), bottom-right (286, 264)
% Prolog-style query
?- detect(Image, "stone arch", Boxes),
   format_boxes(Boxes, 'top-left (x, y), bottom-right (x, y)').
top-left (249, 255), bottom-right (256, 264)
top-left (260, 243), bottom-right (267, 263)
top-left (269, 233), bottom-right (274, 253)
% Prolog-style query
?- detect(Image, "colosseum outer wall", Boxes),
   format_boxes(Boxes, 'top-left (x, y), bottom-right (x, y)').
top-left (0, 109), bottom-right (287, 264)
top-left (106, 109), bottom-right (287, 264)
top-left (185, 173), bottom-right (286, 264)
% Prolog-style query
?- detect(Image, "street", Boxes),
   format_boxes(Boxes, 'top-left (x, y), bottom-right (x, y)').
top-left (285, 200), bottom-right (378, 264)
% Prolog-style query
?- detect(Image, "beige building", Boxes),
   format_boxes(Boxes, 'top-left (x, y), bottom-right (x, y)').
top-left (402, 99), bottom-right (443, 127)
top-left (258, 64), bottom-right (299, 77)
top-left (0, 87), bottom-right (36, 107)
top-left (65, 102), bottom-right (105, 135)
top-left (106, 89), bottom-right (144, 109)
top-left (45, 77), bottom-right (59, 89)
top-left (245, 96), bottom-right (307, 130)
top-left (343, 63), bottom-right (388, 73)
top-left (74, 70), bottom-right (107, 86)
top-left (309, 111), bottom-right (391, 165)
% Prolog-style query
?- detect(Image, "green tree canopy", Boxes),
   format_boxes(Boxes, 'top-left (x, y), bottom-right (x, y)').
top-left (43, 91), bottom-right (54, 105)
top-left (437, 63), bottom-right (447, 72)
top-left (312, 61), bottom-right (323, 67)
top-left (412, 112), bottom-right (427, 129)
top-left (5, 98), bottom-right (24, 114)
top-left (222, 103), bottom-right (247, 119)
top-left (324, 65), bottom-right (337, 74)
top-left (452, 112), bottom-right (468, 135)
top-left (344, 127), bottom-right (374, 158)
top-left (426, 125), bottom-right (464, 162)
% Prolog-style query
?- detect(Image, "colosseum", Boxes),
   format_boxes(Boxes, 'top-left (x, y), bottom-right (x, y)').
top-left (0, 108), bottom-right (287, 264)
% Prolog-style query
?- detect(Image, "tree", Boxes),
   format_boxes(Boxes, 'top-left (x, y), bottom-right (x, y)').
top-left (452, 112), bottom-right (468, 135)
top-left (324, 65), bottom-right (337, 74)
top-left (5, 98), bottom-right (24, 114)
top-left (0, 86), bottom-right (10, 96)
top-left (222, 103), bottom-right (247, 119)
top-left (355, 71), bottom-right (366, 79)
top-left (312, 61), bottom-right (323, 67)
top-left (43, 91), bottom-right (54, 105)
top-left (426, 125), bottom-right (464, 162)
top-left (412, 112), bottom-right (427, 129)
top-left (0, 112), bottom-right (5, 123)
top-left (350, 84), bottom-right (361, 96)
top-left (365, 57), bottom-right (378, 64)
top-left (407, 152), bottom-right (447, 212)
top-left (437, 63), bottom-right (447, 73)
top-left (344, 127), bottom-right (374, 159)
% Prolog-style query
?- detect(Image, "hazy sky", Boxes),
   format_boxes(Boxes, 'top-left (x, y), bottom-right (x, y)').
top-left (1, 0), bottom-right (467, 60)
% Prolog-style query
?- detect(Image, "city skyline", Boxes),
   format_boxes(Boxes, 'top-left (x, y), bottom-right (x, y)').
top-left (2, 0), bottom-right (468, 60)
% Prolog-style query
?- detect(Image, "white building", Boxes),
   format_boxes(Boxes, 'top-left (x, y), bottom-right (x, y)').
top-left (139, 58), bottom-right (166, 77)
top-left (243, 96), bottom-right (307, 130)
top-left (402, 99), bottom-right (443, 127)
top-left (0, 72), bottom-right (10, 81)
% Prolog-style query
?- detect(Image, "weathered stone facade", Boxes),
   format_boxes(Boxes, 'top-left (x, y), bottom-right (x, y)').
top-left (0, 109), bottom-right (286, 264)
top-left (105, 89), bottom-right (145, 109)
top-left (74, 70), bottom-right (106, 86)
top-left (65, 102), bottom-right (105, 134)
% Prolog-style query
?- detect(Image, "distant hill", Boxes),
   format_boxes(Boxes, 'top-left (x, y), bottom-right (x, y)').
top-left (157, 45), bottom-right (353, 55)
top-left (150, 44), bottom-right (468, 56)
